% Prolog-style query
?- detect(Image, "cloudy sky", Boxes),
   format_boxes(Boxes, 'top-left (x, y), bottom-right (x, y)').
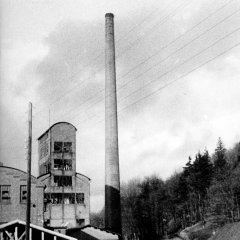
top-left (1, 0), bottom-right (240, 212)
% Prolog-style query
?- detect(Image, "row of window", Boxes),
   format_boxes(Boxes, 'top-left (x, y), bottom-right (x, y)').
top-left (44, 193), bottom-right (84, 205)
top-left (0, 185), bottom-right (85, 205)
top-left (54, 159), bottom-right (72, 170)
top-left (40, 141), bottom-right (73, 160)
top-left (0, 185), bottom-right (27, 204)
top-left (53, 176), bottom-right (72, 187)
top-left (42, 158), bottom-right (73, 175)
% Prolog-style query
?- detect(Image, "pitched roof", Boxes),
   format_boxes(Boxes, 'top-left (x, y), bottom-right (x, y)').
top-left (0, 219), bottom-right (77, 240)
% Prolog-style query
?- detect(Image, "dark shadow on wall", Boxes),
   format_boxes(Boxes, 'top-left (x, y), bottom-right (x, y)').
top-left (105, 184), bottom-right (122, 236)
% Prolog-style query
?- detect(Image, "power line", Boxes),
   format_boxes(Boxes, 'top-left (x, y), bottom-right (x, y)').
top-left (57, 4), bottom-right (240, 124)
top-left (72, 27), bottom-right (240, 128)
top-left (8, 28), bottom-right (239, 161)
top-left (117, 7), bottom-right (240, 99)
top-left (48, 0), bottom-right (227, 123)
top-left (33, 0), bottom-right (190, 117)
top-left (115, 0), bottom-right (190, 58)
top-left (115, 0), bottom-right (175, 44)
top-left (116, 33), bottom-right (240, 116)
top-left (35, 2), bottom-right (176, 119)
top-left (4, 1), bottom-right (238, 147)
top-left (117, 0), bottom-right (235, 83)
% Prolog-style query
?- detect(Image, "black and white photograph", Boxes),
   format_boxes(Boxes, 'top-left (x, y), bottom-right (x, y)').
top-left (0, 0), bottom-right (240, 239)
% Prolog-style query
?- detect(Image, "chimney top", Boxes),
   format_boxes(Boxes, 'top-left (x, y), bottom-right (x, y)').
top-left (105, 13), bottom-right (114, 18)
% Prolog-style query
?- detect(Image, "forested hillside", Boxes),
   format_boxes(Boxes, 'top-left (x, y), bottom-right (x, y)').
top-left (91, 139), bottom-right (240, 240)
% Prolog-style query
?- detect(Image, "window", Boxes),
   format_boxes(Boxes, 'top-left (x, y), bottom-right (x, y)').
top-left (54, 142), bottom-right (63, 152)
top-left (0, 185), bottom-right (11, 204)
top-left (46, 193), bottom-right (76, 204)
top-left (54, 142), bottom-right (72, 153)
top-left (76, 193), bottom-right (84, 204)
top-left (76, 219), bottom-right (85, 227)
top-left (63, 142), bottom-right (72, 152)
top-left (63, 159), bottom-right (72, 170)
top-left (54, 159), bottom-right (62, 169)
top-left (63, 193), bottom-right (75, 204)
top-left (20, 185), bottom-right (27, 204)
top-left (54, 176), bottom-right (72, 187)
top-left (54, 159), bottom-right (72, 170)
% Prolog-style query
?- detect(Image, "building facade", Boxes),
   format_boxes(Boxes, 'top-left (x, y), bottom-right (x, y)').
top-left (0, 166), bottom-right (44, 226)
top-left (37, 122), bottom-right (90, 229)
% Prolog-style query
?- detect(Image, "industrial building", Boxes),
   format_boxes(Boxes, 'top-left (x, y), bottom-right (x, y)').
top-left (0, 122), bottom-right (90, 231)
top-left (37, 122), bottom-right (90, 229)
top-left (0, 166), bottom-right (45, 226)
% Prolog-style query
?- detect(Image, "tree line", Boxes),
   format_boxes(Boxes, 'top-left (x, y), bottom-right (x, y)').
top-left (91, 138), bottom-right (240, 240)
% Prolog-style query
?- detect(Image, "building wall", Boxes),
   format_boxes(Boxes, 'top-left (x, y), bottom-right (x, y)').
top-left (38, 122), bottom-right (90, 229)
top-left (39, 173), bottom-right (90, 228)
top-left (38, 131), bottom-right (51, 175)
top-left (0, 166), bottom-right (44, 226)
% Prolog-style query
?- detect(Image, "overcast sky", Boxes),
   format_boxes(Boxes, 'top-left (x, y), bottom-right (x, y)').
top-left (1, 0), bottom-right (240, 212)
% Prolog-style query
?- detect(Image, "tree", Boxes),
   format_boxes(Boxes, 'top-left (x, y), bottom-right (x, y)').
top-left (90, 208), bottom-right (104, 228)
top-left (121, 179), bottom-right (141, 240)
top-left (213, 138), bottom-right (227, 173)
top-left (135, 176), bottom-right (166, 240)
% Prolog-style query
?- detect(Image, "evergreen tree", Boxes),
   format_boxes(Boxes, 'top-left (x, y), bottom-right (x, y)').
top-left (213, 138), bottom-right (227, 172)
top-left (192, 150), bottom-right (213, 197)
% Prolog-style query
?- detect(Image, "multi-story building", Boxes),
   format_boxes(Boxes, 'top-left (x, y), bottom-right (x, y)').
top-left (37, 122), bottom-right (90, 229)
top-left (0, 165), bottom-right (44, 226)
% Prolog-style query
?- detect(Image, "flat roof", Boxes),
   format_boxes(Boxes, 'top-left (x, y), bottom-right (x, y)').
top-left (82, 226), bottom-right (119, 240)
top-left (67, 226), bottom-right (119, 240)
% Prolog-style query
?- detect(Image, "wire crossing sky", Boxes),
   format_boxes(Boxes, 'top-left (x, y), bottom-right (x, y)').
top-left (1, 0), bottom-right (240, 212)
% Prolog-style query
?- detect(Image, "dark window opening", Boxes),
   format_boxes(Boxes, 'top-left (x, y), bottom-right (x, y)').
top-left (54, 142), bottom-right (72, 152)
top-left (54, 159), bottom-right (72, 170)
top-left (20, 185), bottom-right (27, 204)
top-left (63, 142), bottom-right (72, 152)
top-left (54, 159), bottom-right (62, 169)
top-left (0, 185), bottom-right (11, 204)
top-left (63, 159), bottom-right (72, 170)
top-left (54, 142), bottom-right (72, 153)
top-left (48, 162), bottom-right (51, 172)
top-left (54, 176), bottom-right (72, 187)
top-left (44, 193), bottom-right (84, 204)
top-left (76, 193), bottom-right (84, 204)
top-left (76, 219), bottom-right (85, 227)
top-left (54, 142), bottom-right (63, 152)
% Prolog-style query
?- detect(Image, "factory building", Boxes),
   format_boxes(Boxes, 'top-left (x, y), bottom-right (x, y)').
top-left (0, 166), bottom-right (44, 226)
top-left (37, 122), bottom-right (90, 230)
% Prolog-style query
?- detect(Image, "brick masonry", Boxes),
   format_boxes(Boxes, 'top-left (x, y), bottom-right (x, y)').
top-left (0, 166), bottom-right (44, 226)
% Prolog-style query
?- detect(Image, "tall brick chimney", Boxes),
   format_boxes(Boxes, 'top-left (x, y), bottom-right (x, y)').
top-left (105, 13), bottom-right (122, 235)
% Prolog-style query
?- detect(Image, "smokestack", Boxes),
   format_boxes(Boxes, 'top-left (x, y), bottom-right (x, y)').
top-left (105, 13), bottom-right (122, 235)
